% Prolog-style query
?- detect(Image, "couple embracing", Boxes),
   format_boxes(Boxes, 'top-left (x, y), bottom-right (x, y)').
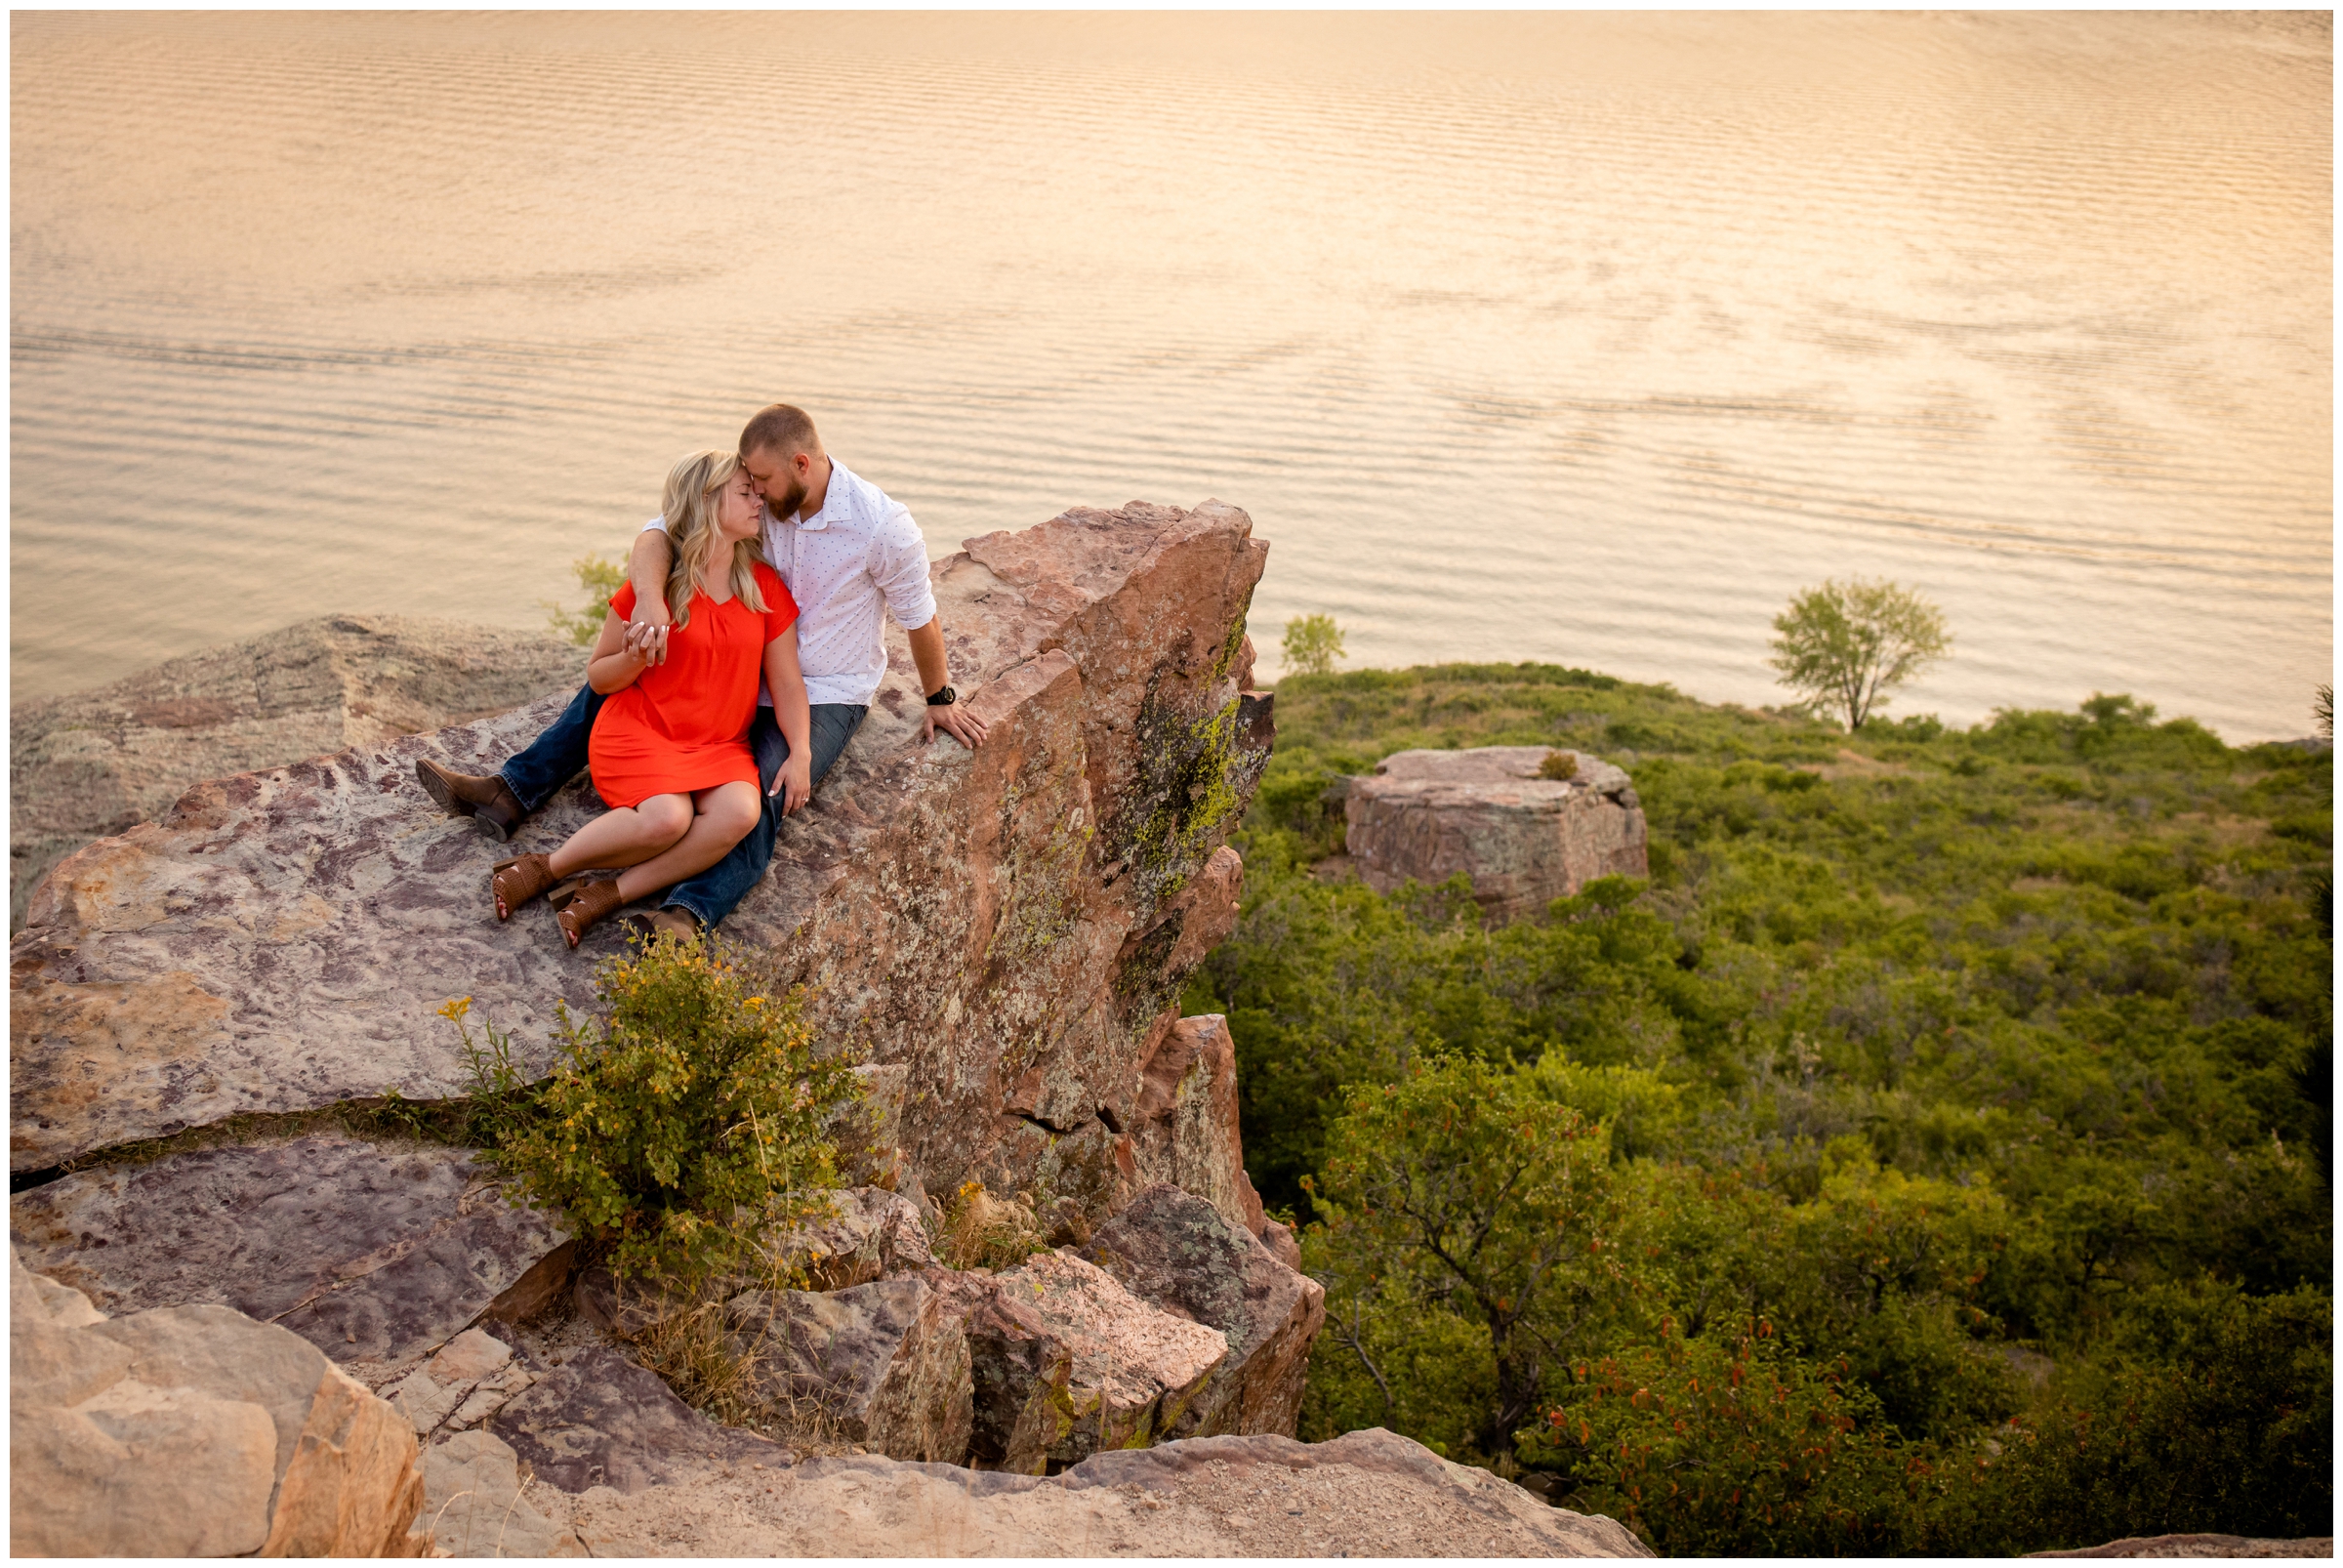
top-left (416, 403), bottom-right (986, 946)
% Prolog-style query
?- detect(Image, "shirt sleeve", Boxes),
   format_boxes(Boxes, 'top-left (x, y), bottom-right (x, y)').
top-left (610, 580), bottom-right (637, 621)
top-left (641, 516), bottom-right (668, 534)
top-left (757, 565), bottom-right (800, 642)
top-left (869, 502), bottom-right (938, 631)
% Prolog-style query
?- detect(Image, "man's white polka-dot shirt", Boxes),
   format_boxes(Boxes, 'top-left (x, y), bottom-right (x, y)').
top-left (644, 456), bottom-right (938, 709)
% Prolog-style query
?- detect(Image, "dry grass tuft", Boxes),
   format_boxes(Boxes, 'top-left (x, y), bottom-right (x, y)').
top-left (937, 1179), bottom-right (1049, 1271)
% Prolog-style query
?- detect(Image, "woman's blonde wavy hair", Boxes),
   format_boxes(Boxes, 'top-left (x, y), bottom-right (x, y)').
top-left (661, 449), bottom-right (768, 630)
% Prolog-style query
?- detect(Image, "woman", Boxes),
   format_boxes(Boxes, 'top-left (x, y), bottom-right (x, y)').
top-left (490, 449), bottom-right (811, 946)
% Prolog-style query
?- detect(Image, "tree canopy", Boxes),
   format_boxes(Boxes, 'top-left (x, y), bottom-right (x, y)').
top-left (1769, 577), bottom-right (1951, 730)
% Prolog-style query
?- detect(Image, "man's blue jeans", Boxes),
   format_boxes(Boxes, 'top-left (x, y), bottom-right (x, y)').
top-left (500, 685), bottom-right (868, 929)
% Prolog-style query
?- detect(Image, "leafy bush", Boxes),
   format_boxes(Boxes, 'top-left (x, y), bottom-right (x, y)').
top-left (474, 933), bottom-right (864, 1284)
top-left (1928, 1281), bottom-right (2334, 1552)
top-left (1528, 1322), bottom-right (1927, 1555)
top-left (545, 553), bottom-right (627, 646)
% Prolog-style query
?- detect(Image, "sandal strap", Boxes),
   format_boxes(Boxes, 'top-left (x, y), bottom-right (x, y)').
top-left (557, 880), bottom-right (628, 943)
top-left (491, 853), bottom-right (557, 906)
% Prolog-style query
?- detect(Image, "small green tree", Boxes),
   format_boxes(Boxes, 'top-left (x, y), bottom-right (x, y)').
top-left (1283, 613), bottom-right (1347, 678)
top-left (545, 554), bottom-right (629, 646)
top-left (1304, 1055), bottom-right (1631, 1460)
top-left (1768, 577), bottom-right (1951, 731)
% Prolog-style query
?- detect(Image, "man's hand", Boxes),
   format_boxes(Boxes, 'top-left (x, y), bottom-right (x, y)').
top-left (624, 598), bottom-right (672, 667)
top-left (624, 526), bottom-right (677, 666)
top-left (768, 753), bottom-right (814, 815)
top-left (923, 701), bottom-right (988, 749)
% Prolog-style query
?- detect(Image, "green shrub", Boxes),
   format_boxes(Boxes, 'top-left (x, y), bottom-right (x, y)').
top-left (1528, 1322), bottom-right (1929, 1555)
top-left (544, 553), bottom-right (627, 646)
top-left (477, 933), bottom-right (864, 1284)
top-left (1928, 1281), bottom-right (2334, 1552)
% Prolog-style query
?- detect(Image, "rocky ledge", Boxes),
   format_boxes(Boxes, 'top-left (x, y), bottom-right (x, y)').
top-left (9, 500), bottom-right (1642, 1555)
top-left (9, 614), bottom-right (583, 932)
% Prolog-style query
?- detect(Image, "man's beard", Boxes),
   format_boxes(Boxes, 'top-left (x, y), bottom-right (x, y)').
top-left (767, 478), bottom-right (808, 521)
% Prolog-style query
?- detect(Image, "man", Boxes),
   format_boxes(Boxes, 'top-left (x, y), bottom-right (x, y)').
top-left (418, 403), bottom-right (987, 939)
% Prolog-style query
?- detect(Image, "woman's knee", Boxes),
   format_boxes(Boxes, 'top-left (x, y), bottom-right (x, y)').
top-left (636, 795), bottom-right (694, 843)
top-left (700, 782), bottom-right (761, 840)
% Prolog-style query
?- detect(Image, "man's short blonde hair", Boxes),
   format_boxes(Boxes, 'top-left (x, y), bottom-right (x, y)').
top-left (738, 403), bottom-right (821, 461)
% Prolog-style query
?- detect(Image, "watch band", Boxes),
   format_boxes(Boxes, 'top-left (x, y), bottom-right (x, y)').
top-left (926, 684), bottom-right (957, 707)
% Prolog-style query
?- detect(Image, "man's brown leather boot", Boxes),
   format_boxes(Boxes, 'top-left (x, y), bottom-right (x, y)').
top-left (622, 906), bottom-right (702, 946)
top-left (415, 759), bottom-right (528, 842)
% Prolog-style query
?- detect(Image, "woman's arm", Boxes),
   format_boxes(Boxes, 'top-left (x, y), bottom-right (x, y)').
top-left (585, 607), bottom-right (649, 694)
top-left (763, 626), bottom-right (815, 814)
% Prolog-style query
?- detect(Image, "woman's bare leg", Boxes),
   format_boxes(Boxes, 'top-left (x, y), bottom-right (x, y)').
top-left (548, 795), bottom-right (693, 878)
top-left (614, 781), bottom-right (761, 904)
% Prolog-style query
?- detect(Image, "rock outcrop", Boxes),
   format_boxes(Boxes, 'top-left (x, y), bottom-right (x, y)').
top-left (9, 613), bottom-right (582, 932)
top-left (11, 502), bottom-right (1271, 1214)
top-left (992, 1248), bottom-right (1231, 1465)
top-left (2027, 1537), bottom-right (2335, 1559)
top-left (10, 1248), bottom-right (428, 1556)
top-left (1344, 745), bottom-right (1648, 924)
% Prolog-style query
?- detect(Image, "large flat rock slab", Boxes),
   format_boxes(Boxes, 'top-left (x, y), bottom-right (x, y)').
top-left (13, 503), bottom-right (1271, 1194)
top-left (1345, 746), bottom-right (1647, 923)
top-left (11, 613), bottom-right (582, 933)
top-left (9, 1135), bottom-right (570, 1366)
top-left (530, 1427), bottom-right (1650, 1556)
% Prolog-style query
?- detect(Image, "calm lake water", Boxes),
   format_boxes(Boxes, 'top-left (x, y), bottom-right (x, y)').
top-left (11, 12), bottom-right (2331, 739)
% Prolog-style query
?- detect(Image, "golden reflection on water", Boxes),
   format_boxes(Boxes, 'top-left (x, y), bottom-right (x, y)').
top-left (10, 11), bottom-right (2331, 737)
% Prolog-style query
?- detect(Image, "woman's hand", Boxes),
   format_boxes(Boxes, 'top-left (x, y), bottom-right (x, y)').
top-left (771, 752), bottom-right (813, 815)
top-left (586, 608), bottom-right (650, 694)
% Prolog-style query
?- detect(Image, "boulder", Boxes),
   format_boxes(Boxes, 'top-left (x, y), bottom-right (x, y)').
top-left (1082, 1183), bottom-right (1326, 1439)
top-left (12, 502), bottom-right (1274, 1219)
top-left (764, 1185), bottom-right (936, 1290)
top-left (1344, 746), bottom-right (1647, 924)
top-left (726, 1275), bottom-right (973, 1465)
top-left (420, 1428), bottom-right (582, 1557)
top-left (9, 1135), bottom-right (572, 1365)
top-left (915, 1265), bottom-right (1076, 1475)
top-left (991, 1248), bottom-right (1228, 1465)
top-left (10, 1248), bottom-right (426, 1556)
top-left (11, 613), bottom-right (582, 932)
top-left (486, 1345), bottom-right (778, 1494)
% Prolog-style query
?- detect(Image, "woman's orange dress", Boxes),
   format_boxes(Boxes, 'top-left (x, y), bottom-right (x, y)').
top-left (591, 567), bottom-right (799, 809)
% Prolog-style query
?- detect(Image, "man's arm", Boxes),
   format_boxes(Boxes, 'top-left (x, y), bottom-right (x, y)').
top-left (909, 620), bottom-right (988, 749)
top-left (623, 527), bottom-right (675, 666)
top-left (870, 504), bottom-right (986, 749)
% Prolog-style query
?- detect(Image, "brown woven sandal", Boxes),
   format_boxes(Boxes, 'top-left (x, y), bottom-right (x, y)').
top-left (556, 879), bottom-right (628, 949)
top-left (490, 853), bottom-right (558, 921)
